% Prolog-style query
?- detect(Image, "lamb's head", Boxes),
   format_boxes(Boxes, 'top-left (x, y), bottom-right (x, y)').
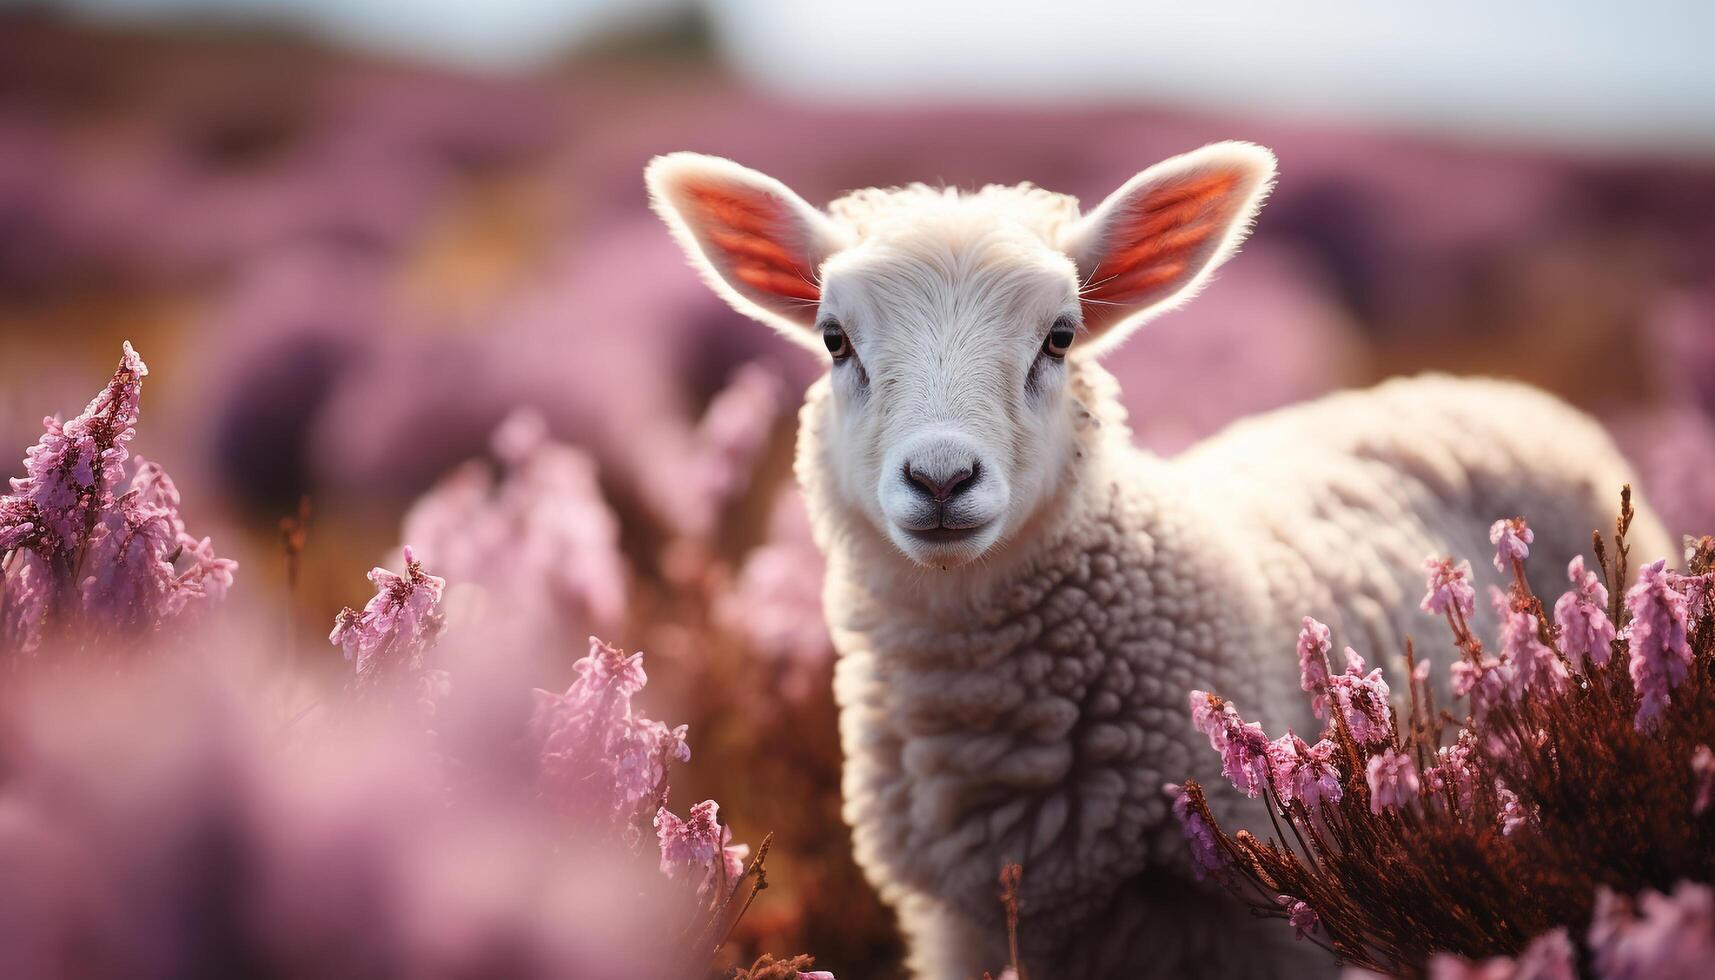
top-left (646, 143), bottom-right (1276, 569)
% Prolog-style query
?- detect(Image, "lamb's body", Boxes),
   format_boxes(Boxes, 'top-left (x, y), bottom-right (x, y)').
top-left (801, 365), bottom-right (1671, 978)
top-left (645, 144), bottom-right (1674, 978)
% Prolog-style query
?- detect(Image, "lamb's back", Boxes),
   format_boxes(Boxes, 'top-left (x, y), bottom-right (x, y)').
top-left (1171, 373), bottom-right (1671, 682)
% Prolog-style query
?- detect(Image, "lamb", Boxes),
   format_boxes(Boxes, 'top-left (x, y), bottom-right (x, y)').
top-left (644, 143), bottom-right (1674, 979)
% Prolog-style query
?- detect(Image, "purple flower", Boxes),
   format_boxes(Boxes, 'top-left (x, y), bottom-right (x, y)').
top-left (798, 973), bottom-right (837, 980)
top-left (1493, 587), bottom-right (1568, 699)
top-left (1423, 731), bottom-right (1480, 809)
top-left (533, 638), bottom-right (691, 827)
top-left (1554, 555), bottom-right (1615, 667)
top-left (1490, 518), bottom-right (1533, 573)
top-left (1429, 928), bottom-right (1575, 980)
top-left (1590, 882), bottom-right (1715, 980)
top-left (1296, 616), bottom-right (1333, 718)
top-left (1692, 745), bottom-right (1715, 817)
top-left (1329, 647), bottom-right (1394, 744)
top-left (1421, 556), bottom-right (1477, 622)
top-left (1188, 690), bottom-right (1229, 751)
top-left (1625, 560), bottom-right (1694, 730)
top-left (1451, 655), bottom-right (1509, 722)
top-left (2, 344), bottom-right (236, 655)
top-left (1366, 747), bottom-right (1419, 814)
top-left (401, 409), bottom-right (627, 640)
top-left (1276, 895), bottom-right (1319, 940)
top-left (1166, 783), bottom-right (1225, 881)
top-left (1269, 731), bottom-right (1342, 811)
top-left (1219, 707), bottom-right (1272, 799)
top-left (655, 800), bottom-right (749, 898)
top-left (1497, 781), bottom-right (1533, 836)
top-left (329, 546), bottom-right (447, 685)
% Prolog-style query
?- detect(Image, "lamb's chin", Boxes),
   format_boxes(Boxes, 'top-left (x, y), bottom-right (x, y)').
top-left (888, 523), bottom-right (1000, 569)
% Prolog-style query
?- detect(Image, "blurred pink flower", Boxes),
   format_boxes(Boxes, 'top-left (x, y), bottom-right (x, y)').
top-left (1554, 555), bottom-right (1616, 667)
top-left (1366, 748), bottom-right (1419, 815)
top-left (1691, 745), bottom-right (1715, 817)
top-left (1493, 587), bottom-right (1568, 699)
top-left (1428, 927), bottom-right (1575, 980)
top-left (532, 638), bottom-right (691, 828)
top-left (1497, 782), bottom-right (1533, 837)
top-left (1490, 518), bottom-right (1533, 573)
top-left (1421, 556), bottom-right (1477, 622)
top-left (330, 546), bottom-right (447, 685)
top-left (1276, 895), bottom-right (1320, 941)
top-left (1165, 783), bottom-right (1224, 881)
top-left (1625, 560), bottom-right (1693, 730)
top-left (717, 489), bottom-right (833, 686)
top-left (1329, 647), bottom-right (1394, 745)
top-left (1216, 703), bottom-right (1271, 799)
top-left (402, 409), bottom-right (627, 640)
top-left (1296, 616), bottom-right (1333, 719)
top-left (1589, 882), bottom-right (1715, 980)
top-left (1270, 731), bottom-right (1342, 811)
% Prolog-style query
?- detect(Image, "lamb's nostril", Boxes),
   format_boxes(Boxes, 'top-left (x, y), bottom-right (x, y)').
top-left (905, 460), bottom-right (978, 504)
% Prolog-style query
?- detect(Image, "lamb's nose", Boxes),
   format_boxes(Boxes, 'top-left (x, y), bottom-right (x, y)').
top-left (905, 460), bottom-right (978, 504)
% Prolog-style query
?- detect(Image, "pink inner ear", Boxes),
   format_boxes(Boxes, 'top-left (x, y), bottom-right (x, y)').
top-left (686, 182), bottom-right (821, 303)
top-left (1080, 168), bottom-right (1246, 321)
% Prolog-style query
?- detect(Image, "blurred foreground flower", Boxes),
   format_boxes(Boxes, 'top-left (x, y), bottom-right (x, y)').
top-left (1, 343), bottom-right (235, 658)
top-left (1174, 493), bottom-right (1715, 977)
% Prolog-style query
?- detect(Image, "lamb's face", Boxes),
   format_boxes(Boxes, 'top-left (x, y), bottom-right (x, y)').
top-left (647, 143), bottom-right (1277, 570)
top-left (812, 218), bottom-right (1085, 567)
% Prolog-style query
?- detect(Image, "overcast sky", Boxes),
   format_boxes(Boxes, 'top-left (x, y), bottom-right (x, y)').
top-left (41, 0), bottom-right (1715, 156)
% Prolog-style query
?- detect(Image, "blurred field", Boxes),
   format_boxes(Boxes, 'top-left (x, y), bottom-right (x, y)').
top-left (2, 10), bottom-right (1714, 977)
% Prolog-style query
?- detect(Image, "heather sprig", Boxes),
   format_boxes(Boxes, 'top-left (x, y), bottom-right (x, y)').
top-left (1, 343), bottom-right (236, 657)
top-left (1172, 492), bottom-right (1715, 978)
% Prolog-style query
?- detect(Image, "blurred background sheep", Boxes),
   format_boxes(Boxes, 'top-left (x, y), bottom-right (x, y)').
top-left (1, 2), bottom-right (1713, 977)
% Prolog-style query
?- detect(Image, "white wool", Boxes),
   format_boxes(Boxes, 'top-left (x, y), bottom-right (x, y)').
top-left (647, 144), bottom-right (1674, 979)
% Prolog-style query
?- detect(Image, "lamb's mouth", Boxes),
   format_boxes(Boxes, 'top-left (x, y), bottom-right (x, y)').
top-left (900, 524), bottom-right (988, 545)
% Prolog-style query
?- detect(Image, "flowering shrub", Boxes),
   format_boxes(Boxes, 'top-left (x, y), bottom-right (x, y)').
top-left (1, 343), bottom-right (235, 658)
top-left (1173, 492), bottom-right (1715, 978)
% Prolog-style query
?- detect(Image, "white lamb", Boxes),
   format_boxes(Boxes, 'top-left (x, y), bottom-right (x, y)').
top-left (645, 143), bottom-right (1673, 979)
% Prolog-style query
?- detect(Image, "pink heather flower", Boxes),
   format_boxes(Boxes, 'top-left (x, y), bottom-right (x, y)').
top-left (1296, 617), bottom-right (1333, 718)
top-left (329, 546), bottom-right (447, 685)
top-left (1166, 783), bottom-right (1225, 881)
top-left (1590, 882), bottom-right (1715, 980)
top-left (1553, 555), bottom-right (1615, 667)
top-left (1451, 655), bottom-right (1509, 722)
top-left (1329, 647), bottom-right (1394, 744)
top-left (2, 345), bottom-right (236, 654)
top-left (1274, 895), bottom-right (1319, 941)
top-left (533, 638), bottom-right (691, 826)
top-left (1493, 587), bottom-right (1567, 699)
top-left (1692, 745), bottom-right (1715, 816)
top-left (1497, 781), bottom-right (1533, 836)
top-left (655, 800), bottom-right (749, 897)
top-left (1365, 747), bottom-right (1420, 814)
top-left (670, 363), bottom-right (787, 540)
top-left (1423, 731), bottom-right (1480, 809)
top-left (1429, 928), bottom-right (1575, 980)
top-left (1269, 731), bottom-right (1342, 811)
top-left (401, 409), bottom-right (627, 640)
top-left (798, 973), bottom-right (837, 980)
top-left (1219, 707), bottom-right (1272, 799)
top-left (1421, 556), bottom-right (1477, 622)
top-left (1490, 517), bottom-right (1533, 573)
top-left (1625, 560), bottom-right (1694, 730)
top-left (1189, 690), bottom-right (1228, 751)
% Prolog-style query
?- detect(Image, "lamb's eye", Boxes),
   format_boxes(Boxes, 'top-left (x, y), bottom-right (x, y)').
top-left (1043, 317), bottom-right (1076, 359)
top-left (823, 321), bottom-right (851, 360)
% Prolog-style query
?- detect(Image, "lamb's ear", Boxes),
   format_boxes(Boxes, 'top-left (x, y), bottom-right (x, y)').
top-left (1058, 142), bottom-right (1276, 354)
top-left (646, 153), bottom-right (850, 348)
